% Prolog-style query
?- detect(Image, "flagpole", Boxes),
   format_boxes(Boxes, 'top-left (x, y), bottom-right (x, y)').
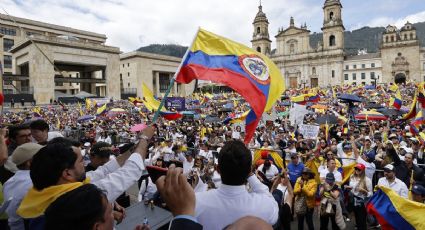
top-left (151, 27), bottom-right (201, 123)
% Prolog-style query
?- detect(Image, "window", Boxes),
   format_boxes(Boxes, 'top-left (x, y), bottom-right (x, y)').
top-left (312, 67), bottom-right (316, 75)
top-left (0, 27), bottom-right (16, 36)
top-left (289, 44), bottom-right (295, 54)
top-left (371, 63), bottom-right (375, 68)
top-left (128, 83), bottom-right (130, 87)
top-left (352, 73), bottom-right (356, 80)
top-left (410, 33), bottom-right (414, 40)
top-left (3, 55), bottom-right (12, 68)
top-left (257, 47), bottom-right (261, 52)
top-left (329, 35), bottom-right (336, 46)
top-left (385, 36), bottom-right (389, 43)
top-left (361, 73), bottom-right (366, 79)
top-left (371, 72), bottom-right (375, 79)
top-left (159, 73), bottom-right (169, 93)
top-left (361, 64), bottom-right (365, 69)
top-left (257, 27), bottom-right (260, 34)
top-left (3, 39), bottom-right (14, 52)
top-left (423, 62), bottom-right (425, 70)
top-left (127, 72), bottom-right (130, 77)
top-left (362, 82), bottom-right (366, 85)
top-left (122, 64), bottom-right (124, 68)
top-left (76, 73), bottom-right (79, 78)
top-left (353, 64), bottom-right (357, 69)
top-left (127, 63), bottom-right (130, 67)
top-left (329, 11), bottom-right (334, 20)
top-left (344, 74), bottom-right (348, 80)
top-left (120, 73), bottom-right (122, 80)
top-left (391, 36), bottom-right (394, 42)
top-left (345, 65), bottom-right (349, 70)
top-left (404, 34), bottom-right (408, 40)
top-left (332, 70), bottom-right (335, 78)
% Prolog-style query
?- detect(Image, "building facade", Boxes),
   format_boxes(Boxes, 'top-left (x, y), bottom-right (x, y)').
top-left (252, 0), bottom-right (425, 88)
top-left (119, 51), bottom-right (196, 98)
top-left (0, 13), bottom-right (110, 97)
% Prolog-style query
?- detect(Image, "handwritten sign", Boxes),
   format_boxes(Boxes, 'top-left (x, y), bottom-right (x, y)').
top-left (298, 124), bottom-right (320, 139)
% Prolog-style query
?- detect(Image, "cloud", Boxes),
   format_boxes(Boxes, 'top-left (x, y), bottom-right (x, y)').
top-left (1, 0), bottom-right (424, 53)
top-left (1, 0), bottom-right (323, 52)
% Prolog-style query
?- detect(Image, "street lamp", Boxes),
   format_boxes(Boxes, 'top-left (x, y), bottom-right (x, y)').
top-left (372, 75), bottom-right (379, 87)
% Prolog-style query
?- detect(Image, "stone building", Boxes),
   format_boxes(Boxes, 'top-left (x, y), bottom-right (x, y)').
top-left (119, 51), bottom-right (195, 98)
top-left (252, 0), bottom-right (425, 88)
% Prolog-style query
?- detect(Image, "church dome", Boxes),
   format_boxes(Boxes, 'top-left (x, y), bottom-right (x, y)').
top-left (253, 5), bottom-right (269, 24)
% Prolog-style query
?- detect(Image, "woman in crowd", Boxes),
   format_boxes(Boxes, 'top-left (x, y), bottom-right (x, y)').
top-left (293, 168), bottom-right (317, 230)
top-left (271, 169), bottom-right (293, 230)
top-left (346, 163), bottom-right (372, 230)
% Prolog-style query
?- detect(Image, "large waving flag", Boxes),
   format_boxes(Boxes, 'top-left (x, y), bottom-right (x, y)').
top-left (175, 28), bottom-right (285, 143)
top-left (367, 186), bottom-right (425, 230)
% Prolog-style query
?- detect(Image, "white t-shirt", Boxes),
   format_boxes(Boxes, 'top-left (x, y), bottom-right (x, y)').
top-left (320, 169), bottom-right (343, 184)
top-left (356, 156), bottom-right (376, 180)
top-left (377, 177), bottom-right (408, 198)
top-left (276, 184), bottom-right (289, 204)
top-left (257, 164), bottom-right (279, 180)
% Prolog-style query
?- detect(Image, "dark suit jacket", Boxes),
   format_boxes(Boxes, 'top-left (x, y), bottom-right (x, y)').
top-left (170, 218), bottom-right (203, 230)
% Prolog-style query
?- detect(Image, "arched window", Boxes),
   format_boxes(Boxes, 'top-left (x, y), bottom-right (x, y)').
top-left (385, 36), bottom-right (389, 43)
top-left (329, 11), bottom-right (334, 20)
top-left (290, 44), bottom-right (295, 54)
top-left (257, 47), bottom-right (261, 52)
top-left (391, 36), bottom-right (394, 42)
top-left (257, 27), bottom-right (261, 34)
top-left (404, 34), bottom-right (407, 40)
top-left (329, 35), bottom-right (336, 46)
top-left (410, 33), bottom-right (414, 40)
top-left (312, 67), bottom-right (316, 75)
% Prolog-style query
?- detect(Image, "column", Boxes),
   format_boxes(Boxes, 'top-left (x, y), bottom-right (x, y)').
top-left (155, 72), bottom-right (160, 96)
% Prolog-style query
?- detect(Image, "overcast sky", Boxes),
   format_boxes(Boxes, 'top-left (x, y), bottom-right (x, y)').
top-left (2, 0), bottom-right (425, 52)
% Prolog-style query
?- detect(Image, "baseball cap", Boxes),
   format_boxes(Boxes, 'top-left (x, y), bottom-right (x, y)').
top-left (11, 143), bottom-right (43, 166)
top-left (343, 143), bottom-right (352, 149)
top-left (325, 173), bottom-right (335, 183)
top-left (411, 184), bottom-right (425, 196)
top-left (354, 163), bottom-right (366, 171)
top-left (383, 164), bottom-right (395, 171)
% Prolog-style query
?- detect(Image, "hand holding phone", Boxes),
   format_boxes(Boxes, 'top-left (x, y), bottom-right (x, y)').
top-left (146, 166), bottom-right (168, 183)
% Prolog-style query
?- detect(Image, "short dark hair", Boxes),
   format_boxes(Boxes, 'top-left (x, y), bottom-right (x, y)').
top-left (218, 140), bottom-right (252, 185)
top-left (30, 141), bottom-right (77, 190)
top-left (45, 184), bottom-right (106, 230)
top-left (30, 119), bottom-right (49, 131)
top-left (90, 142), bottom-right (112, 159)
top-left (49, 137), bottom-right (81, 147)
top-left (8, 124), bottom-right (30, 140)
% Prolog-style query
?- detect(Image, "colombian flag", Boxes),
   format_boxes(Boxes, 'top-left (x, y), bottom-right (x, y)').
top-left (175, 29), bottom-right (285, 143)
top-left (159, 111), bottom-right (183, 120)
top-left (402, 92), bottom-right (417, 120)
top-left (390, 90), bottom-right (402, 110)
top-left (291, 93), bottom-right (320, 105)
top-left (367, 186), bottom-right (425, 230)
top-left (96, 103), bottom-right (107, 116)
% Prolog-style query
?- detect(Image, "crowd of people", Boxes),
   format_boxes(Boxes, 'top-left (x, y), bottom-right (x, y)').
top-left (0, 82), bottom-right (425, 230)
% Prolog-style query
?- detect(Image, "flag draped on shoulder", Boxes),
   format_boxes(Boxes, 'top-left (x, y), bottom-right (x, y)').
top-left (175, 28), bottom-right (285, 143)
top-left (367, 186), bottom-right (425, 230)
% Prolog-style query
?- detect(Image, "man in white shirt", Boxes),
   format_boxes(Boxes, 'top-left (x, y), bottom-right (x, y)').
top-left (17, 127), bottom-right (155, 224)
top-left (195, 140), bottom-right (279, 230)
top-left (319, 158), bottom-right (343, 184)
top-left (377, 164), bottom-right (408, 198)
top-left (3, 143), bottom-right (43, 230)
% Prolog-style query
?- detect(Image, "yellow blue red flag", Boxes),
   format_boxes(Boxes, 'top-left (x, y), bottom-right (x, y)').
top-left (175, 28), bottom-right (285, 143)
top-left (367, 186), bottom-right (425, 230)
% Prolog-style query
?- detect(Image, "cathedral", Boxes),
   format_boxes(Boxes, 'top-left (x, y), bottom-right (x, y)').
top-left (251, 0), bottom-right (425, 88)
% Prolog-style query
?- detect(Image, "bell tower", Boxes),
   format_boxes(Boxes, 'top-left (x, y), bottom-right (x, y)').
top-left (322, 0), bottom-right (345, 50)
top-left (251, 3), bottom-right (271, 55)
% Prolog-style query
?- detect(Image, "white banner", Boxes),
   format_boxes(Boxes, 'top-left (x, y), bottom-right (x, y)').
top-left (298, 124), bottom-right (320, 139)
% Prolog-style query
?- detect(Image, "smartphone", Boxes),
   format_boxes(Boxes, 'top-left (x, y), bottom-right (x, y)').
top-left (146, 165), bottom-right (168, 183)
